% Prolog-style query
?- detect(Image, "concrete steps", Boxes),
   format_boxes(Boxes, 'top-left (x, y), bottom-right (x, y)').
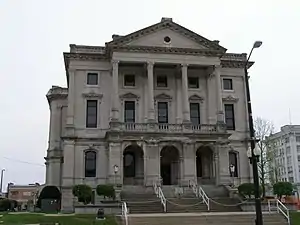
top-left (127, 212), bottom-right (288, 225)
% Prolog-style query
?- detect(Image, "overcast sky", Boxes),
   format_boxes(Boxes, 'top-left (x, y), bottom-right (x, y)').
top-left (0, 0), bottom-right (299, 190)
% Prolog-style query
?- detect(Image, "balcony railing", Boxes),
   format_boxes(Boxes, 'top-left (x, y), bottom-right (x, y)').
top-left (116, 122), bottom-right (226, 133)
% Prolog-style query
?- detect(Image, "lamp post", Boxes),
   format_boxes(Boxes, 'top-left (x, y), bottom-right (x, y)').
top-left (0, 169), bottom-right (5, 195)
top-left (229, 164), bottom-right (235, 187)
top-left (245, 40), bottom-right (263, 225)
top-left (113, 165), bottom-right (119, 186)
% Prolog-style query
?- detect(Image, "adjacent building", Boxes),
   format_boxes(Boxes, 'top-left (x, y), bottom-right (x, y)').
top-left (267, 125), bottom-right (300, 184)
top-left (45, 18), bottom-right (253, 211)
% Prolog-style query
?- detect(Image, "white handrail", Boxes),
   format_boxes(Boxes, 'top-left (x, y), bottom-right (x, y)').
top-left (153, 181), bottom-right (167, 212)
top-left (189, 180), bottom-right (210, 211)
top-left (121, 202), bottom-right (129, 225)
top-left (276, 199), bottom-right (290, 225)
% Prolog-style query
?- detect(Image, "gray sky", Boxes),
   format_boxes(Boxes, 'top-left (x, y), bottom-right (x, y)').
top-left (0, 0), bottom-right (299, 189)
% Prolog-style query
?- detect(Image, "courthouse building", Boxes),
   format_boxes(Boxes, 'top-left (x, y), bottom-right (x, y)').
top-left (45, 18), bottom-right (252, 210)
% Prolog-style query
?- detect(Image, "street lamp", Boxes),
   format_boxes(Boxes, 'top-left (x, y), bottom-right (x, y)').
top-left (0, 169), bottom-right (5, 195)
top-left (244, 40), bottom-right (263, 225)
top-left (229, 164), bottom-right (236, 187)
top-left (113, 165), bottom-right (119, 186)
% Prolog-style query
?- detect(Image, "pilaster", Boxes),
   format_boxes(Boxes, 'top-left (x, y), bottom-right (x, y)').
top-left (147, 62), bottom-right (155, 122)
top-left (111, 60), bottom-right (120, 121)
top-left (181, 64), bottom-right (190, 123)
top-left (144, 140), bottom-right (160, 186)
top-left (108, 142), bottom-right (122, 184)
top-left (214, 65), bottom-right (224, 123)
top-left (65, 69), bottom-right (76, 136)
top-left (62, 140), bottom-right (75, 187)
top-left (216, 140), bottom-right (231, 185)
top-left (182, 142), bottom-right (196, 186)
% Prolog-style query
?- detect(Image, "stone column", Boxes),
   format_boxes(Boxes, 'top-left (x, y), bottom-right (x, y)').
top-left (108, 142), bottom-right (122, 184)
top-left (182, 142), bottom-right (196, 186)
top-left (143, 70), bottom-right (148, 122)
top-left (175, 72), bottom-right (182, 123)
top-left (111, 60), bottom-right (119, 121)
top-left (144, 140), bottom-right (160, 186)
top-left (213, 147), bottom-right (220, 185)
top-left (49, 102), bottom-right (60, 150)
top-left (216, 141), bottom-right (230, 185)
top-left (147, 62), bottom-right (155, 122)
top-left (66, 69), bottom-right (75, 134)
top-left (215, 65), bottom-right (224, 123)
top-left (181, 64), bottom-right (190, 123)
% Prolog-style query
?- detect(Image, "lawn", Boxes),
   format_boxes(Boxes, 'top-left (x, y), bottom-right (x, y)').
top-left (0, 213), bottom-right (119, 225)
top-left (291, 212), bottom-right (300, 225)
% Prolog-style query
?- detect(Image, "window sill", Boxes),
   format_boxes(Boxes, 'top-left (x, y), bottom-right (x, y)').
top-left (155, 86), bottom-right (170, 90)
top-left (223, 89), bottom-right (234, 92)
top-left (123, 85), bottom-right (136, 89)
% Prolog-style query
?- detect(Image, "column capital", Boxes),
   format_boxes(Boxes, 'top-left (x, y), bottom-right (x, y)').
top-left (214, 64), bottom-right (222, 70)
top-left (147, 61), bottom-right (155, 67)
top-left (181, 63), bottom-right (189, 68)
top-left (112, 60), bottom-right (119, 66)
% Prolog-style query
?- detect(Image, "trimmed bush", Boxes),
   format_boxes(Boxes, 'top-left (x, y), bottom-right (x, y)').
top-left (238, 183), bottom-right (255, 198)
top-left (273, 182), bottom-right (293, 200)
top-left (72, 184), bottom-right (92, 205)
top-left (96, 184), bottom-right (116, 200)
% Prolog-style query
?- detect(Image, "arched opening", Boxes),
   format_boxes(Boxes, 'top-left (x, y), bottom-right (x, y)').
top-left (123, 145), bottom-right (144, 185)
top-left (196, 146), bottom-right (214, 184)
top-left (85, 151), bottom-right (97, 177)
top-left (160, 146), bottom-right (180, 185)
top-left (36, 185), bottom-right (61, 212)
top-left (229, 151), bottom-right (239, 177)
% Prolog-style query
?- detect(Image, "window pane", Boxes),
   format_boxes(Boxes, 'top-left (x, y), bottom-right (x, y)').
top-left (190, 103), bottom-right (200, 125)
top-left (158, 102), bottom-right (168, 123)
top-left (225, 104), bottom-right (235, 130)
top-left (124, 75), bottom-right (135, 86)
top-left (124, 101), bottom-right (135, 123)
top-left (85, 151), bottom-right (96, 177)
top-left (223, 79), bottom-right (233, 90)
top-left (157, 75), bottom-right (168, 87)
top-left (87, 73), bottom-right (98, 85)
top-left (188, 77), bottom-right (199, 88)
top-left (86, 100), bottom-right (98, 128)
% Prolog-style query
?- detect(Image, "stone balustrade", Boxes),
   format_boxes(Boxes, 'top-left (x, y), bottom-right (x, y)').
top-left (117, 123), bottom-right (226, 133)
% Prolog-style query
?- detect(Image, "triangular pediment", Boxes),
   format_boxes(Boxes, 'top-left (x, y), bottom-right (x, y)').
top-left (189, 94), bottom-right (204, 101)
top-left (119, 92), bottom-right (140, 99)
top-left (107, 18), bottom-right (226, 52)
top-left (155, 93), bottom-right (172, 100)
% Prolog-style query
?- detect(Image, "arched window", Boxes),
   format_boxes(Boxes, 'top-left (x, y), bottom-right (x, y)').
top-left (123, 152), bottom-right (135, 177)
top-left (85, 151), bottom-right (96, 177)
top-left (229, 151), bottom-right (238, 177)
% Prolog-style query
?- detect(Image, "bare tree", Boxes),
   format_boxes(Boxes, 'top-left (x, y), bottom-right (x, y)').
top-left (254, 117), bottom-right (275, 197)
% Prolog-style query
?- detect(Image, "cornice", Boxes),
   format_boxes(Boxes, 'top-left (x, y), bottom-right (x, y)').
top-left (222, 95), bottom-right (239, 102)
top-left (82, 92), bottom-right (103, 99)
top-left (63, 52), bottom-right (108, 61)
top-left (46, 86), bottom-right (68, 103)
top-left (189, 94), bottom-right (204, 102)
top-left (109, 45), bottom-right (224, 57)
top-left (120, 92), bottom-right (140, 100)
top-left (155, 93), bottom-right (172, 100)
top-left (69, 44), bottom-right (106, 54)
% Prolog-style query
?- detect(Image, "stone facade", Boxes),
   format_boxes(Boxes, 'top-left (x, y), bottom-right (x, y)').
top-left (45, 18), bottom-right (252, 212)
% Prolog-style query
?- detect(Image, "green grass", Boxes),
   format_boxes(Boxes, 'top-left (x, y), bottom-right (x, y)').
top-left (0, 213), bottom-right (118, 225)
top-left (291, 212), bottom-right (300, 225)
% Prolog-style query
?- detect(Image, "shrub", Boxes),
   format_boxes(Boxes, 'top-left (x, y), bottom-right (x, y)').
top-left (0, 199), bottom-right (16, 211)
top-left (96, 184), bottom-right (116, 200)
top-left (273, 182), bottom-right (293, 200)
top-left (238, 183), bottom-right (255, 198)
top-left (72, 184), bottom-right (92, 205)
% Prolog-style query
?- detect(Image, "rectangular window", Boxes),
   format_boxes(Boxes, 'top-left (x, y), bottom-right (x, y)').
top-left (124, 74), bottom-right (135, 87)
top-left (87, 73), bottom-right (98, 85)
top-left (224, 104), bottom-right (235, 130)
top-left (190, 103), bottom-right (200, 125)
top-left (86, 100), bottom-right (98, 128)
top-left (124, 101), bottom-right (135, 123)
top-left (156, 75), bottom-right (168, 87)
top-left (158, 102), bottom-right (168, 123)
top-left (285, 137), bottom-right (289, 143)
top-left (297, 136), bottom-right (300, 142)
top-left (223, 78), bottom-right (233, 90)
top-left (188, 77), bottom-right (199, 89)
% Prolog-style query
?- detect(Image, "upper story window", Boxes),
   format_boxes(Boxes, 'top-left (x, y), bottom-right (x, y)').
top-left (87, 73), bottom-right (98, 85)
top-left (86, 100), bottom-right (98, 128)
top-left (156, 75), bottom-right (168, 87)
top-left (296, 136), bottom-right (300, 142)
top-left (285, 137), bottom-right (290, 143)
top-left (124, 101), bottom-right (135, 123)
top-left (85, 151), bottom-right (96, 177)
top-left (124, 74), bottom-right (135, 87)
top-left (188, 77), bottom-right (199, 89)
top-left (190, 103), bottom-right (200, 125)
top-left (224, 104), bottom-right (235, 130)
top-left (158, 102), bottom-right (168, 123)
top-left (223, 78), bottom-right (233, 90)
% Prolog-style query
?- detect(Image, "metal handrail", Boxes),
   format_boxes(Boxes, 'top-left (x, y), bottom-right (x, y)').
top-left (267, 199), bottom-right (290, 225)
top-left (121, 201), bottom-right (129, 225)
top-left (153, 181), bottom-right (167, 212)
top-left (189, 180), bottom-right (210, 211)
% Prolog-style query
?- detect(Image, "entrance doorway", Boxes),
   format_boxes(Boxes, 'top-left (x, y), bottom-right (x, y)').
top-left (196, 146), bottom-right (214, 184)
top-left (160, 146), bottom-right (180, 185)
